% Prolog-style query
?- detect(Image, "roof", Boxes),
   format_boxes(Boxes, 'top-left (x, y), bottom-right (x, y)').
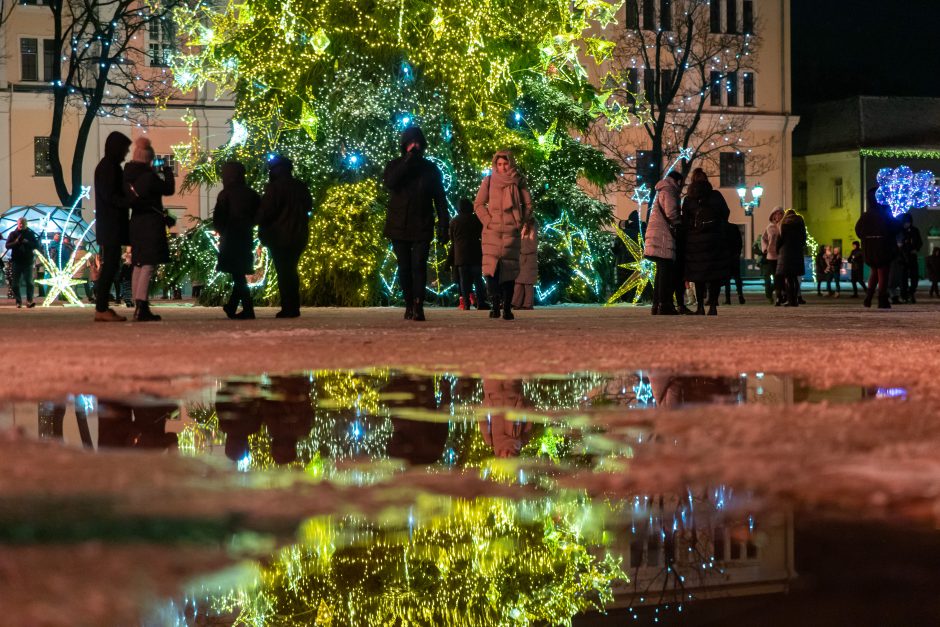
top-left (793, 96), bottom-right (940, 156)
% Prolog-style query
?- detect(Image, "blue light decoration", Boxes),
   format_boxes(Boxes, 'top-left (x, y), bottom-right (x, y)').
top-left (535, 282), bottom-right (558, 303)
top-left (343, 152), bottom-right (364, 170)
top-left (875, 166), bottom-right (937, 218)
top-left (396, 112), bottom-right (413, 130)
top-left (398, 60), bottom-right (415, 84)
top-left (441, 121), bottom-right (453, 142)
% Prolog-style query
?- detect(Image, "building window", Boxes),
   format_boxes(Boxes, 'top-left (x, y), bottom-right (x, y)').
top-left (743, 0), bottom-right (755, 34)
top-left (643, 68), bottom-right (656, 104)
top-left (710, 71), bottom-right (723, 106)
top-left (642, 0), bottom-right (656, 31)
top-left (34, 137), bottom-right (53, 177)
top-left (21, 38), bottom-right (39, 81)
top-left (636, 150), bottom-right (659, 186)
top-left (19, 0), bottom-right (50, 5)
top-left (660, 69), bottom-right (674, 97)
top-left (797, 181), bottom-right (808, 211)
top-left (743, 72), bottom-right (755, 107)
top-left (660, 0), bottom-right (672, 31)
top-left (726, 71), bottom-right (738, 107)
top-left (625, 0), bottom-right (639, 29)
top-left (833, 177), bottom-right (844, 208)
top-left (154, 153), bottom-right (179, 176)
top-left (719, 152), bottom-right (746, 188)
top-left (725, 0), bottom-right (738, 33)
top-left (148, 16), bottom-right (175, 67)
top-left (710, 0), bottom-right (722, 33)
top-left (626, 67), bottom-right (640, 105)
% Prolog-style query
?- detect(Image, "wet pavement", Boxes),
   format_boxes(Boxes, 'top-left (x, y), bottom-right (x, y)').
top-left (2, 369), bottom-right (937, 626)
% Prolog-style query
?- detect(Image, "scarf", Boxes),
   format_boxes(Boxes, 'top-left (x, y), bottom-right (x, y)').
top-left (489, 150), bottom-right (524, 224)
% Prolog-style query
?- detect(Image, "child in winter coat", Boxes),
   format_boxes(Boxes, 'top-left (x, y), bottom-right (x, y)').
top-left (512, 219), bottom-right (538, 310)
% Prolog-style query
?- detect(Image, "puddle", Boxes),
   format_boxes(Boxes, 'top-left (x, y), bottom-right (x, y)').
top-left (1, 369), bottom-right (931, 627)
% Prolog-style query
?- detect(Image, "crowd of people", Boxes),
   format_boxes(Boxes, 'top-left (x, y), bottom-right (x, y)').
top-left (3, 126), bottom-right (938, 319)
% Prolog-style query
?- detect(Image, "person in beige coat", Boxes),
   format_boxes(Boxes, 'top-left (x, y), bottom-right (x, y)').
top-left (512, 219), bottom-right (538, 309)
top-left (474, 150), bottom-right (533, 321)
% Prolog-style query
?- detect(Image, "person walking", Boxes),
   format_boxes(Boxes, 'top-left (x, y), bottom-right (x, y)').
top-left (449, 198), bottom-right (488, 311)
top-left (724, 223), bottom-right (745, 305)
top-left (644, 171), bottom-right (683, 315)
top-left (214, 162), bottom-right (261, 320)
top-left (383, 127), bottom-right (449, 322)
top-left (898, 214), bottom-right (923, 303)
top-left (927, 247), bottom-right (940, 298)
top-left (815, 245), bottom-right (832, 296)
top-left (124, 137), bottom-right (176, 322)
top-left (512, 218), bottom-right (539, 311)
top-left (474, 150), bottom-right (532, 321)
top-left (682, 168), bottom-right (729, 316)
top-left (776, 209), bottom-right (807, 307)
top-left (827, 246), bottom-right (843, 297)
top-left (259, 155), bottom-right (312, 319)
top-left (93, 131), bottom-right (133, 321)
top-left (761, 207), bottom-right (785, 305)
top-left (855, 187), bottom-right (899, 309)
top-left (848, 241), bottom-right (865, 298)
top-left (5, 217), bottom-right (39, 308)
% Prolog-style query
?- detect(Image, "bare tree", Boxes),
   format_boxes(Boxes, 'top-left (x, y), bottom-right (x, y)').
top-left (590, 0), bottom-right (772, 193)
top-left (32, 0), bottom-right (188, 206)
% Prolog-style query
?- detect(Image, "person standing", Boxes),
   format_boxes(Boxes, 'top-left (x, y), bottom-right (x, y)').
top-left (827, 246), bottom-right (843, 297)
top-left (682, 168), bottom-right (729, 316)
top-left (214, 162), bottom-right (261, 320)
top-left (855, 187), bottom-right (899, 309)
top-left (449, 198), bottom-right (487, 311)
top-left (644, 171), bottom-right (683, 315)
top-left (927, 247), bottom-right (940, 298)
top-left (898, 214), bottom-right (923, 303)
top-left (724, 222), bottom-right (745, 305)
top-left (474, 150), bottom-right (532, 321)
top-left (815, 245), bottom-right (831, 297)
top-left (93, 131), bottom-right (133, 321)
top-left (761, 207), bottom-right (785, 305)
top-left (776, 209), bottom-right (807, 307)
top-left (259, 155), bottom-right (312, 319)
top-left (5, 217), bottom-right (39, 308)
top-left (124, 136), bottom-right (176, 322)
top-left (383, 127), bottom-right (449, 322)
top-left (512, 218), bottom-right (539, 311)
top-left (848, 241), bottom-right (865, 298)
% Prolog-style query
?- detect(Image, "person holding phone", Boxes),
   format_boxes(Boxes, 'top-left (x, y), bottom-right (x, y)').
top-left (123, 137), bottom-right (176, 321)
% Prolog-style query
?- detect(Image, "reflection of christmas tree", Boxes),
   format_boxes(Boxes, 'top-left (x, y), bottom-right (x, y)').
top-left (169, 0), bottom-right (632, 305)
top-left (200, 496), bottom-right (626, 626)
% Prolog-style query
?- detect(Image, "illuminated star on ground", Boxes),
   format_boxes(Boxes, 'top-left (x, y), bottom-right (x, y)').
top-left (36, 252), bottom-right (91, 307)
top-left (606, 225), bottom-right (655, 305)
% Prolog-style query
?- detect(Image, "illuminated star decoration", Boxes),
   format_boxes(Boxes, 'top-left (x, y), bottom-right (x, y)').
top-left (875, 165), bottom-right (937, 218)
top-left (227, 119), bottom-right (249, 147)
top-left (36, 186), bottom-right (93, 307)
top-left (606, 222), bottom-right (654, 305)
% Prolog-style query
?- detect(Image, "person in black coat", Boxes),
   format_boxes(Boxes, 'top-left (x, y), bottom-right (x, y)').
top-left (682, 168), bottom-right (730, 316)
top-left (214, 161), bottom-right (260, 319)
top-left (383, 126), bottom-right (449, 322)
top-left (5, 217), bottom-right (40, 308)
top-left (898, 214), bottom-right (923, 303)
top-left (776, 209), bottom-right (807, 307)
top-left (855, 187), bottom-right (899, 309)
top-left (449, 198), bottom-right (487, 310)
top-left (258, 155), bottom-right (312, 319)
top-left (847, 241), bottom-right (865, 298)
top-left (723, 222), bottom-right (745, 305)
top-left (124, 137), bottom-right (176, 322)
top-left (93, 131), bottom-right (132, 321)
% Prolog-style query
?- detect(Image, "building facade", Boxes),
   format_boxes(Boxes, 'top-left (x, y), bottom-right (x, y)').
top-left (793, 96), bottom-right (940, 261)
top-left (0, 2), bottom-right (234, 237)
top-left (602, 0), bottom-right (797, 260)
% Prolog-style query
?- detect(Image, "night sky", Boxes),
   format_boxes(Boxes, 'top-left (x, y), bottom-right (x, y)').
top-left (791, 0), bottom-right (940, 111)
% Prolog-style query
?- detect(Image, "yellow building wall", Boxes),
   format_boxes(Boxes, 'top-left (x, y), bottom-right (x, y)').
top-left (795, 151), bottom-right (862, 250)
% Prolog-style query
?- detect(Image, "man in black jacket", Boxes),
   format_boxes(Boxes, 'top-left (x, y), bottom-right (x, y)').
top-left (259, 155), bottom-right (312, 318)
top-left (383, 126), bottom-right (449, 321)
top-left (5, 217), bottom-right (40, 308)
top-left (899, 214), bottom-right (923, 303)
top-left (93, 131), bottom-right (132, 321)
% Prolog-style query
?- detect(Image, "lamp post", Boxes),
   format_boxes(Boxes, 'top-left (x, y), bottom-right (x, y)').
top-left (737, 183), bottom-right (764, 261)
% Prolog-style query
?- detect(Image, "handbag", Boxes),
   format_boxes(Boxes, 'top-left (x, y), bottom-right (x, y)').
top-left (656, 197), bottom-right (680, 238)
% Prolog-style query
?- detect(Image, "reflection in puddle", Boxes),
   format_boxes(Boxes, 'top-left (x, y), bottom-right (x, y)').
top-left (0, 370), bottom-right (909, 625)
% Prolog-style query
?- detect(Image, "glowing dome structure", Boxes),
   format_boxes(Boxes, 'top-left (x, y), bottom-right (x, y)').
top-left (0, 202), bottom-right (97, 259)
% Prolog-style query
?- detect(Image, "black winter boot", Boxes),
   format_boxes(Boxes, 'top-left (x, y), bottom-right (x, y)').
top-left (404, 302), bottom-right (414, 320)
top-left (235, 297), bottom-right (255, 320)
top-left (412, 298), bottom-right (426, 322)
top-left (489, 295), bottom-right (502, 319)
top-left (501, 283), bottom-right (514, 320)
top-left (134, 300), bottom-right (162, 322)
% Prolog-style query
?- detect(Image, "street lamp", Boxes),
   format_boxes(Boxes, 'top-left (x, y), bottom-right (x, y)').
top-left (737, 183), bottom-right (764, 261)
